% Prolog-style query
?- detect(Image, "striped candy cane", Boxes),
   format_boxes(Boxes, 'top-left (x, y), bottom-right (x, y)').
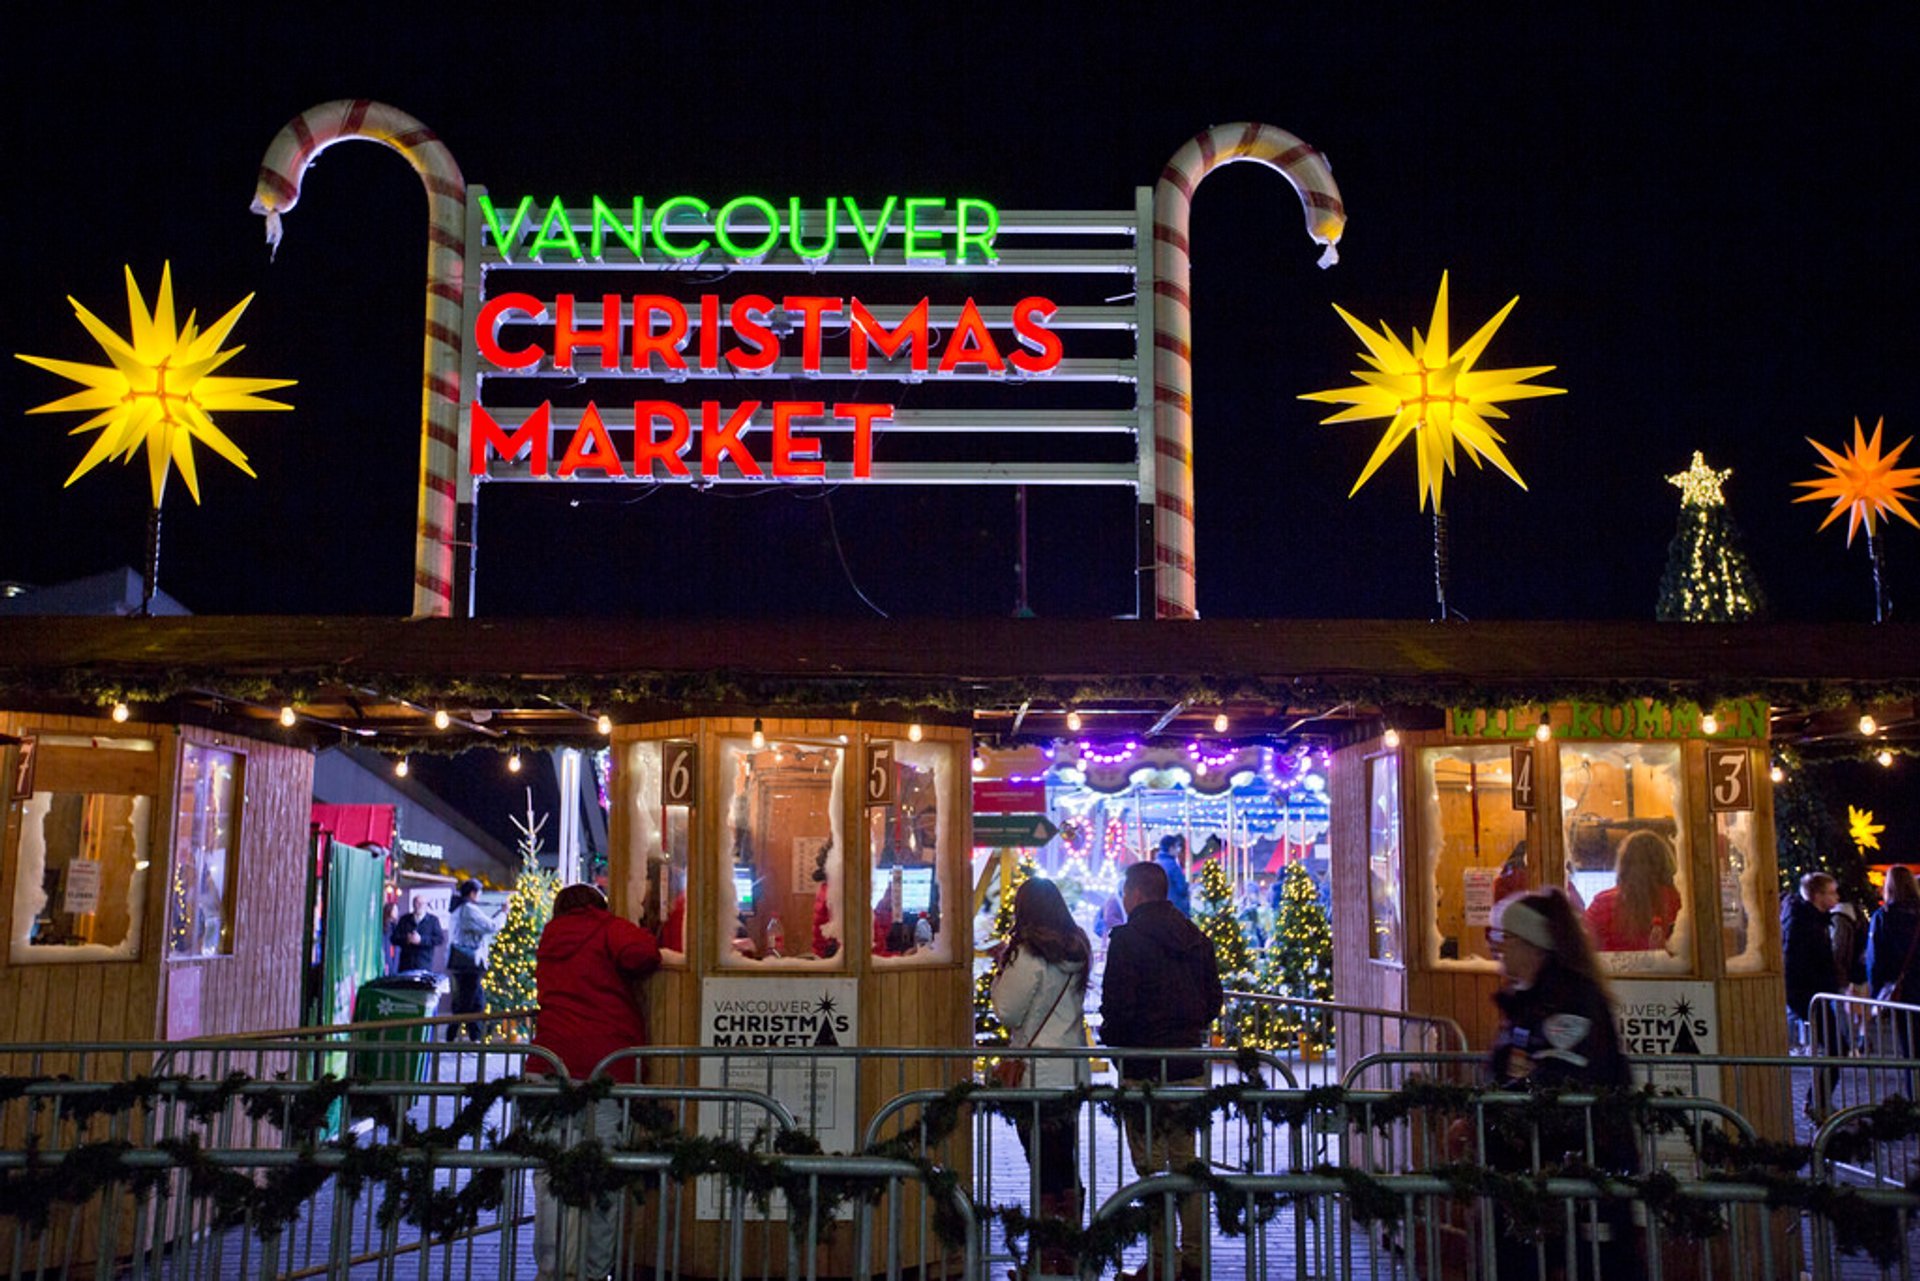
top-left (1153, 123), bottom-right (1345, 619)
top-left (252, 100), bottom-right (466, 619)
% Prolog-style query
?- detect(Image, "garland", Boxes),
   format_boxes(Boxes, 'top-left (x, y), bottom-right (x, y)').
top-left (4, 1069), bottom-right (1918, 1268)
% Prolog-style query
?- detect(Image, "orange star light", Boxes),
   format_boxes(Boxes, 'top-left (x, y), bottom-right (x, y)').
top-left (1794, 417), bottom-right (1920, 545)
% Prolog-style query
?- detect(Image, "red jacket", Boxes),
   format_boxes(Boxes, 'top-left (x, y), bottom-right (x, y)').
top-left (530, 906), bottom-right (661, 1082)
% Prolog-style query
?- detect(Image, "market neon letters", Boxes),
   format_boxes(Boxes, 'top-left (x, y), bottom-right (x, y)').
top-left (472, 401), bottom-right (891, 480)
top-left (475, 293), bottom-right (1063, 376)
top-left (479, 194), bottom-right (1001, 265)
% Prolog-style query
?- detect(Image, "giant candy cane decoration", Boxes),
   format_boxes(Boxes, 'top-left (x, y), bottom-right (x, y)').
top-left (1153, 124), bottom-right (1344, 619)
top-left (252, 100), bottom-right (466, 619)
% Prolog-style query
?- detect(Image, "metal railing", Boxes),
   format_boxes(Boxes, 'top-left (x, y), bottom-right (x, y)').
top-left (1221, 991), bottom-right (1469, 1088)
top-left (8, 1034), bottom-right (1920, 1280)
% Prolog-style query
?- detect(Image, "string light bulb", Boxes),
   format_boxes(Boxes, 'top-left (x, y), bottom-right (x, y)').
top-left (908, 722), bottom-right (923, 742)
top-left (279, 704), bottom-right (296, 728)
top-left (507, 750), bottom-right (523, 774)
top-left (751, 718), bottom-right (766, 749)
top-left (433, 709), bottom-right (451, 731)
top-left (1700, 713), bottom-right (1719, 735)
top-left (1860, 714), bottom-right (1878, 737)
top-left (1213, 712), bottom-right (1229, 733)
top-left (1066, 710), bottom-right (1082, 732)
top-left (1383, 727), bottom-right (1401, 749)
top-left (1878, 749), bottom-right (1895, 768)
top-left (1769, 763), bottom-right (1785, 784)
top-left (1535, 714), bottom-right (1552, 742)
top-left (596, 713), bottom-right (613, 735)
top-left (395, 757), bottom-right (410, 778)
top-left (110, 701), bottom-right (130, 723)
top-left (971, 751), bottom-right (986, 774)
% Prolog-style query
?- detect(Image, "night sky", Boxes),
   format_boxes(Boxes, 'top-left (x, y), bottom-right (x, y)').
top-left (6, 11), bottom-right (1916, 625)
top-left (5, 11), bottom-right (1916, 862)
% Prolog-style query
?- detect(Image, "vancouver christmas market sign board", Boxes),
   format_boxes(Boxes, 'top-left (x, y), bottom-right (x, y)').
top-left (469, 193), bottom-right (1077, 482)
top-left (467, 192), bottom-right (1126, 486)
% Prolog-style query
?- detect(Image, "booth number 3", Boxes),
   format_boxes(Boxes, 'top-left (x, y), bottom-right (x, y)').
top-left (1706, 747), bottom-right (1753, 813)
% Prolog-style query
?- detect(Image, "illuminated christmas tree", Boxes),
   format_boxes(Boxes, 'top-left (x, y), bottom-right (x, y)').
top-left (1246, 862), bottom-right (1334, 1053)
top-left (485, 792), bottom-right (558, 1043)
top-left (1657, 452), bottom-right (1768, 622)
top-left (1193, 857), bottom-right (1254, 978)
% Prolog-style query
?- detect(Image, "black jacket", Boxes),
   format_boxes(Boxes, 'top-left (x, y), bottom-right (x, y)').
top-left (1782, 893), bottom-right (1841, 1019)
top-left (1488, 960), bottom-right (1637, 1173)
top-left (1099, 899), bottom-right (1223, 1080)
top-left (390, 912), bottom-right (445, 973)
top-left (1866, 901), bottom-right (1920, 999)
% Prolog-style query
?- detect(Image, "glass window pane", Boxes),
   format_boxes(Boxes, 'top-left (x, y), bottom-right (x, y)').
top-left (1368, 754), bottom-right (1403, 965)
top-left (1419, 746), bottom-right (1532, 968)
top-left (169, 743), bottom-right (241, 958)
top-left (1560, 741), bottom-right (1692, 974)
top-left (9, 735), bottom-right (156, 963)
top-left (718, 737), bottom-right (844, 969)
top-left (627, 741), bottom-right (692, 961)
top-left (1715, 808), bottom-right (1765, 973)
top-left (869, 740), bottom-right (952, 963)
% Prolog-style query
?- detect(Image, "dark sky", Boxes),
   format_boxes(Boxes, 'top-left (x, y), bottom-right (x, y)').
top-left (4, 10), bottom-right (1916, 626)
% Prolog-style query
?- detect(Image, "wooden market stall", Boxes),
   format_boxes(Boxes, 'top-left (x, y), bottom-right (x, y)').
top-left (1332, 696), bottom-right (1790, 1126)
top-left (608, 715), bottom-right (974, 1278)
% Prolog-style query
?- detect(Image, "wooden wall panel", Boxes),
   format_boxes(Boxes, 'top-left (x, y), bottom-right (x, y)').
top-left (160, 729), bottom-right (315, 1040)
top-left (0, 712), bottom-right (173, 1067)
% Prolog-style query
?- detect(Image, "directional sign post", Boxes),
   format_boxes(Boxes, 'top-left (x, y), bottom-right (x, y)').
top-left (973, 813), bottom-right (1060, 847)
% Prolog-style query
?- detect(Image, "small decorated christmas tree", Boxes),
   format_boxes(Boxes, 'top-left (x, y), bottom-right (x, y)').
top-left (485, 791), bottom-right (558, 1043)
top-left (1249, 862), bottom-right (1334, 1053)
top-left (1657, 452), bottom-right (1768, 622)
top-left (1193, 857), bottom-right (1254, 979)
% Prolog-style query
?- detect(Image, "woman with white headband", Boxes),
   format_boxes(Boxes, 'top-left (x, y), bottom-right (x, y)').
top-left (1483, 887), bottom-right (1638, 1278)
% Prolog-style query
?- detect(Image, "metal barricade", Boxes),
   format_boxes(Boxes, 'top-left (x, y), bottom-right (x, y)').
top-left (1221, 991), bottom-right (1469, 1089)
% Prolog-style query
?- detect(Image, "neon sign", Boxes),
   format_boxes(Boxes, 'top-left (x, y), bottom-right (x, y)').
top-left (479, 194), bottom-right (1002, 265)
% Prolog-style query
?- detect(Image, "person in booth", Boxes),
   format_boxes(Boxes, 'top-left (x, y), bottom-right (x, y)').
top-left (1583, 831), bottom-right (1681, 953)
top-left (527, 883), bottom-right (661, 1281)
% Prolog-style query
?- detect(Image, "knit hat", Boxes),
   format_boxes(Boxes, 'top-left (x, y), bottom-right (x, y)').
top-left (1492, 894), bottom-right (1554, 950)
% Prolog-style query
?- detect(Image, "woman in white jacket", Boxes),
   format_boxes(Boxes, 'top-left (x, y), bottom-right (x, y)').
top-left (990, 877), bottom-right (1090, 1274)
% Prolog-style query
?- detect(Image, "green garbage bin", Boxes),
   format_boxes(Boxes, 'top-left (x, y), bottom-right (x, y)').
top-left (352, 973), bottom-right (442, 1081)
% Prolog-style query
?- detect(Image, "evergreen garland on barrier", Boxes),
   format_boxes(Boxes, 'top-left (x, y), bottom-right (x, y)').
top-left (4, 1068), bottom-right (1919, 1267)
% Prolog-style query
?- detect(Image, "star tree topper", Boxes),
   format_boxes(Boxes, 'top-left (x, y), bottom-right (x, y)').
top-left (1793, 417), bottom-right (1920, 545)
top-left (1301, 272), bottom-right (1564, 511)
top-left (15, 264), bottom-right (294, 505)
top-left (1668, 451), bottom-right (1731, 508)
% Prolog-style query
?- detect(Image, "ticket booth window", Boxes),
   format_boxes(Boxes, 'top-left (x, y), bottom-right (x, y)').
top-left (867, 740), bottom-right (953, 964)
top-left (1367, 753), bottom-right (1404, 965)
top-left (9, 734), bottom-right (156, 963)
top-left (628, 740), bottom-right (692, 962)
top-left (167, 742), bottom-right (242, 958)
top-left (1560, 742), bottom-right (1693, 974)
top-left (1714, 808), bottom-right (1766, 973)
top-left (717, 737), bottom-right (844, 968)
top-left (1418, 746), bottom-right (1531, 969)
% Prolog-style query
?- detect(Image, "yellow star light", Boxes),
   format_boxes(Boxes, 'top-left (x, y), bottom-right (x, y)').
top-left (1848, 805), bottom-right (1884, 854)
top-left (1794, 417), bottom-right (1920, 546)
top-left (15, 264), bottom-right (294, 505)
top-left (1300, 272), bottom-right (1564, 511)
top-left (1668, 451), bottom-right (1731, 509)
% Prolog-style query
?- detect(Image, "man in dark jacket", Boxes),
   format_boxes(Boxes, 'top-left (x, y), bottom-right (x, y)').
top-left (1783, 871), bottom-right (1844, 1116)
top-left (1100, 860), bottom-right (1222, 1281)
top-left (390, 894), bottom-right (445, 973)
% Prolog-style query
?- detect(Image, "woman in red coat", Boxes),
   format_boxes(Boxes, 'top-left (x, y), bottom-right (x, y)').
top-left (528, 884), bottom-right (661, 1281)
